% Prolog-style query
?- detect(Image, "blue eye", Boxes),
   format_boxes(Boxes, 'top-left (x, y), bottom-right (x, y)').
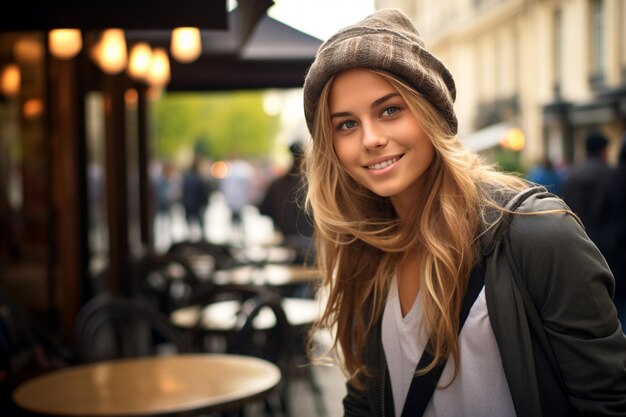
top-left (381, 106), bottom-right (400, 117)
top-left (338, 120), bottom-right (358, 130)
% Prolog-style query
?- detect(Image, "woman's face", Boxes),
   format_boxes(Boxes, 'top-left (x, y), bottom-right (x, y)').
top-left (329, 68), bottom-right (435, 216)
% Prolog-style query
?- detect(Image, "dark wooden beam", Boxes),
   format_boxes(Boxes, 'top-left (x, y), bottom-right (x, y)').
top-left (49, 52), bottom-right (88, 338)
top-left (168, 56), bottom-right (311, 91)
top-left (136, 84), bottom-right (153, 249)
top-left (103, 73), bottom-right (131, 296)
top-left (0, 0), bottom-right (227, 30)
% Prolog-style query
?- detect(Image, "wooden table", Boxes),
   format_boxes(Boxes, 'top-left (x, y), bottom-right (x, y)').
top-left (13, 354), bottom-right (281, 416)
top-left (171, 297), bottom-right (322, 331)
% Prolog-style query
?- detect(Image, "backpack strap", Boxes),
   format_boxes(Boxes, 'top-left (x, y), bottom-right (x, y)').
top-left (481, 186), bottom-right (550, 257)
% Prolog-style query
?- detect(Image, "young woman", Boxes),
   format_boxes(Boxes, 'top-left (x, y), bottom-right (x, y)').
top-left (302, 9), bottom-right (626, 417)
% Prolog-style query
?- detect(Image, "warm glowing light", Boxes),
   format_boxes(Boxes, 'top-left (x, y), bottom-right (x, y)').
top-left (14, 38), bottom-right (44, 63)
top-left (147, 48), bottom-right (170, 86)
top-left (0, 65), bottom-right (20, 97)
top-left (171, 27), bottom-right (202, 63)
top-left (211, 161), bottom-right (229, 179)
top-left (49, 29), bottom-right (82, 59)
top-left (128, 42), bottom-right (152, 81)
top-left (125, 88), bottom-right (138, 107)
top-left (23, 99), bottom-right (44, 119)
top-left (97, 29), bottom-right (127, 74)
top-left (500, 128), bottom-right (526, 151)
top-left (263, 92), bottom-right (282, 116)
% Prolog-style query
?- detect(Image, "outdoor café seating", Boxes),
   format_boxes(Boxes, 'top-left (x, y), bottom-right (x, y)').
top-left (8, 291), bottom-right (286, 417)
top-left (73, 294), bottom-right (192, 363)
top-left (171, 282), bottom-right (327, 417)
top-left (134, 252), bottom-right (207, 314)
top-left (12, 354), bottom-right (282, 417)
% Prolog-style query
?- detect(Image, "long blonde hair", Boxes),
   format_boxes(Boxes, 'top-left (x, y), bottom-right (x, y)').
top-left (304, 70), bottom-right (528, 386)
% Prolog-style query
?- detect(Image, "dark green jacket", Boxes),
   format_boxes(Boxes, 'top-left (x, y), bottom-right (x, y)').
top-left (343, 188), bottom-right (626, 417)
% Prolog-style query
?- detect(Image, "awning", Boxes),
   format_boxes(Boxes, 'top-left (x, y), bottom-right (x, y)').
top-left (240, 13), bottom-right (322, 60)
top-left (461, 122), bottom-right (515, 152)
top-left (0, 0), bottom-right (228, 30)
top-left (125, 7), bottom-right (323, 91)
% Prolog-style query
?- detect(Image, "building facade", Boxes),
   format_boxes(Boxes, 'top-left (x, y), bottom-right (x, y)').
top-left (376, 0), bottom-right (626, 167)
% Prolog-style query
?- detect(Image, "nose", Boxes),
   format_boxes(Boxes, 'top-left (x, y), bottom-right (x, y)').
top-left (361, 122), bottom-right (387, 151)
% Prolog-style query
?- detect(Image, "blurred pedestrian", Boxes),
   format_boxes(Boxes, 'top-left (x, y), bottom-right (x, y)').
top-left (259, 142), bottom-right (314, 261)
top-left (181, 154), bottom-right (211, 239)
top-left (219, 154), bottom-right (254, 231)
top-left (527, 156), bottom-right (564, 195)
top-left (599, 132), bottom-right (626, 325)
top-left (154, 161), bottom-right (181, 241)
top-left (302, 9), bottom-right (626, 417)
top-left (561, 130), bottom-right (614, 257)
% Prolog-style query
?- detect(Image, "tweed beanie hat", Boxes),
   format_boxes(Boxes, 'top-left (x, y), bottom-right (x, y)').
top-left (303, 9), bottom-right (457, 135)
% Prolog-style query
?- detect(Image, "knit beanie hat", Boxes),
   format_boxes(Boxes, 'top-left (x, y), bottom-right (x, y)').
top-left (303, 9), bottom-right (457, 136)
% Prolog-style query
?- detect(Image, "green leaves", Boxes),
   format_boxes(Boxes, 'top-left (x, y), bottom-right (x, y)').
top-left (152, 91), bottom-right (280, 160)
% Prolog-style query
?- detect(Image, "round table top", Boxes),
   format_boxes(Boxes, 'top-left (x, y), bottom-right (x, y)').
top-left (171, 297), bottom-right (321, 331)
top-left (212, 264), bottom-right (321, 286)
top-left (13, 354), bottom-right (281, 417)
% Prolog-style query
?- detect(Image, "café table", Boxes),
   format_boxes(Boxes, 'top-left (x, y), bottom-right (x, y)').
top-left (210, 264), bottom-right (321, 287)
top-left (170, 297), bottom-right (322, 332)
top-left (183, 245), bottom-right (302, 281)
top-left (12, 353), bottom-right (281, 416)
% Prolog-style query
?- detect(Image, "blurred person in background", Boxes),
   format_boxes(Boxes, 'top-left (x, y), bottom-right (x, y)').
top-left (154, 161), bottom-right (181, 242)
top-left (181, 154), bottom-right (211, 240)
top-left (219, 153), bottom-right (255, 233)
top-left (561, 131), bottom-right (614, 261)
top-left (527, 156), bottom-right (564, 195)
top-left (259, 141), bottom-right (314, 262)
top-left (598, 132), bottom-right (626, 325)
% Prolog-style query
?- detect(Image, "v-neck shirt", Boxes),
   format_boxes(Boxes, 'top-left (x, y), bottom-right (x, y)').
top-left (381, 275), bottom-right (516, 417)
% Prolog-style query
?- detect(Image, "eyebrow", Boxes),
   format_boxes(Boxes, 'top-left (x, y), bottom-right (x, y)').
top-left (330, 92), bottom-right (400, 119)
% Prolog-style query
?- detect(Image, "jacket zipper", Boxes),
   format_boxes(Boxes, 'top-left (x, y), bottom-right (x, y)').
top-left (381, 365), bottom-right (386, 417)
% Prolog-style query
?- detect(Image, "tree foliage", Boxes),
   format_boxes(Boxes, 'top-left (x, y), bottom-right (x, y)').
top-left (152, 91), bottom-right (280, 160)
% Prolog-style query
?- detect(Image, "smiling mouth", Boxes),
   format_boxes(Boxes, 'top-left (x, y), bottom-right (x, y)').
top-left (366, 155), bottom-right (403, 170)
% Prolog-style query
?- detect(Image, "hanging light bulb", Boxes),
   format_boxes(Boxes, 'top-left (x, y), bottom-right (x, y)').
top-left (15, 37), bottom-right (44, 63)
top-left (147, 48), bottom-right (170, 87)
top-left (0, 64), bottom-right (21, 97)
top-left (124, 88), bottom-right (138, 107)
top-left (128, 42), bottom-right (153, 81)
top-left (97, 29), bottom-right (127, 74)
top-left (170, 27), bottom-right (202, 63)
top-left (49, 29), bottom-right (82, 60)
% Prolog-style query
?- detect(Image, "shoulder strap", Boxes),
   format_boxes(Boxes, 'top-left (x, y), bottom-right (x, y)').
top-left (400, 264), bottom-right (486, 417)
top-left (482, 186), bottom-right (549, 257)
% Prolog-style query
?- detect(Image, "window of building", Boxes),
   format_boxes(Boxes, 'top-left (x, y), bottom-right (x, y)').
top-left (495, 37), bottom-right (502, 98)
top-left (553, 8), bottom-right (563, 97)
top-left (621, 0), bottom-right (626, 80)
top-left (0, 32), bottom-right (51, 319)
top-left (512, 27), bottom-right (521, 101)
top-left (589, 0), bottom-right (605, 89)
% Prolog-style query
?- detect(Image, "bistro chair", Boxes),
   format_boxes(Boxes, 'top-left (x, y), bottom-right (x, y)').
top-left (177, 284), bottom-right (269, 352)
top-left (230, 294), bottom-right (292, 417)
top-left (73, 294), bottom-right (191, 363)
top-left (170, 284), bottom-right (290, 415)
top-left (0, 288), bottom-right (73, 415)
top-left (134, 252), bottom-right (205, 314)
top-left (176, 285), bottom-right (318, 417)
top-left (198, 289), bottom-right (291, 417)
top-left (167, 239), bottom-right (237, 271)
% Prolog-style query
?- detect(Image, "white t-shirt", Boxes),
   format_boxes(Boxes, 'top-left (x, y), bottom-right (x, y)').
top-left (382, 276), bottom-right (516, 417)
